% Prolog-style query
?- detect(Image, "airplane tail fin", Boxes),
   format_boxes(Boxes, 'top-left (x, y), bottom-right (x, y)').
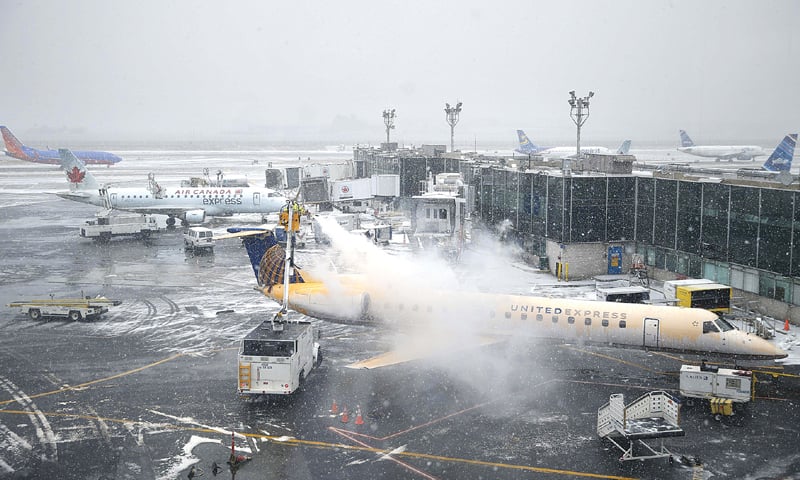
top-left (679, 130), bottom-right (694, 147)
top-left (230, 228), bottom-right (306, 287)
top-left (1, 126), bottom-right (27, 158)
top-left (616, 140), bottom-right (632, 155)
top-left (762, 134), bottom-right (797, 172)
top-left (516, 130), bottom-right (540, 154)
top-left (58, 148), bottom-right (100, 190)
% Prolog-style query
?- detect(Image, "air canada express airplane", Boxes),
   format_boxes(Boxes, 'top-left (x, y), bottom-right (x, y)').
top-left (231, 228), bottom-right (788, 368)
top-left (1, 126), bottom-right (122, 166)
top-left (57, 149), bottom-right (287, 225)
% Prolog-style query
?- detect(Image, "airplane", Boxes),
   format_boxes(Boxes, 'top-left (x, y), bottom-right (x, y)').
top-left (230, 225), bottom-right (788, 368)
top-left (57, 148), bottom-right (287, 226)
top-left (761, 133), bottom-right (797, 172)
top-left (676, 130), bottom-right (765, 161)
top-left (515, 130), bottom-right (631, 157)
top-left (1, 126), bottom-right (122, 166)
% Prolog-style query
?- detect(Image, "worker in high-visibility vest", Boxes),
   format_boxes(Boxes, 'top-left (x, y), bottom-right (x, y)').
top-left (279, 201), bottom-right (303, 232)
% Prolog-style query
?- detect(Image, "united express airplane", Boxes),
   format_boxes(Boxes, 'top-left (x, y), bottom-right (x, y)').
top-left (1, 126), bottom-right (122, 166)
top-left (232, 228), bottom-right (788, 367)
top-left (58, 149), bottom-right (286, 226)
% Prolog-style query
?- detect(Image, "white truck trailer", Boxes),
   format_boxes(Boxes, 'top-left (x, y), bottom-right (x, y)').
top-left (80, 209), bottom-right (161, 242)
top-left (7, 296), bottom-right (122, 321)
top-left (237, 320), bottom-right (320, 397)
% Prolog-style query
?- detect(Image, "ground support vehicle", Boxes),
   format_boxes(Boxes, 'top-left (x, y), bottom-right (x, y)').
top-left (237, 320), bottom-right (320, 396)
top-left (7, 296), bottom-right (121, 321)
top-left (80, 209), bottom-right (161, 242)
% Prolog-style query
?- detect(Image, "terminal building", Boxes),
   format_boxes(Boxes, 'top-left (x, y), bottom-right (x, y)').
top-left (353, 146), bottom-right (800, 322)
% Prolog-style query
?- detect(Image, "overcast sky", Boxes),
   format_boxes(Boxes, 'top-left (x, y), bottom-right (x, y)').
top-left (1, 0), bottom-right (797, 146)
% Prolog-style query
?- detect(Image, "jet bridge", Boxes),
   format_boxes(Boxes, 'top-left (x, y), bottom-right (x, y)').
top-left (597, 391), bottom-right (684, 462)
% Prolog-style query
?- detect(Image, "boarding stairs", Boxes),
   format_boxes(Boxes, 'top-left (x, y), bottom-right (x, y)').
top-left (597, 391), bottom-right (684, 462)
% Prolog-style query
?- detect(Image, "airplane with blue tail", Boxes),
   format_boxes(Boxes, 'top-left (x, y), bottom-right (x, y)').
top-left (677, 130), bottom-right (765, 161)
top-left (229, 224), bottom-right (787, 368)
top-left (515, 130), bottom-right (631, 157)
top-left (1, 125), bottom-right (122, 166)
top-left (761, 133), bottom-right (797, 172)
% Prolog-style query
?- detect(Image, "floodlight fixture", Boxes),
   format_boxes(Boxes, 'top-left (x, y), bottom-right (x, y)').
top-left (444, 100), bottom-right (463, 152)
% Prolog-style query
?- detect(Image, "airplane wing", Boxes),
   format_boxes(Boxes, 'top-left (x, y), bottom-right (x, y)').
top-left (346, 334), bottom-right (505, 369)
top-left (214, 227), bottom-right (272, 240)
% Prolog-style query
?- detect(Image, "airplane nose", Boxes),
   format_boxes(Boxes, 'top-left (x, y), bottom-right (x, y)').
top-left (754, 334), bottom-right (788, 359)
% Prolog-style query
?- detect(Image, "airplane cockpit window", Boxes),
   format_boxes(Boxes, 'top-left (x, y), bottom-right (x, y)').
top-left (714, 317), bottom-right (736, 332)
top-left (703, 320), bottom-right (718, 334)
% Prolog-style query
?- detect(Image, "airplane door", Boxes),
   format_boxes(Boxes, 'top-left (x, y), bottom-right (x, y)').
top-left (608, 246), bottom-right (622, 274)
top-left (643, 318), bottom-right (659, 348)
top-left (110, 193), bottom-right (118, 206)
top-left (253, 192), bottom-right (261, 206)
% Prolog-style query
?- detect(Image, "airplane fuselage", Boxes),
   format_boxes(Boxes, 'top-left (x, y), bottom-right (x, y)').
top-left (259, 278), bottom-right (786, 361)
top-left (6, 146), bottom-right (122, 166)
top-left (59, 185), bottom-right (287, 217)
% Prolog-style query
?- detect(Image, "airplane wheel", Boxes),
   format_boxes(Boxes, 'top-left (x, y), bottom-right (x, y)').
top-left (166, 217), bottom-right (176, 227)
top-left (29, 309), bottom-right (41, 320)
top-left (69, 310), bottom-right (82, 321)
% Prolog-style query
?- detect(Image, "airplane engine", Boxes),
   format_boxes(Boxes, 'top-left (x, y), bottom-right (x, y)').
top-left (183, 209), bottom-right (206, 225)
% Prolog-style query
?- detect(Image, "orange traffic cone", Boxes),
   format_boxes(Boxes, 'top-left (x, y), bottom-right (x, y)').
top-left (785, 318), bottom-right (791, 331)
top-left (331, 399), bottom-right (339, 414)
top-left (355, 405), bottom-right (364, 426)
top-left (341, 406), bottom-right (349, 423)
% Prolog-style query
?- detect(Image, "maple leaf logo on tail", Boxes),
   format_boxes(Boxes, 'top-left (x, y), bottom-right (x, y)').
top-left (66, 166), bottom-right (86, 184)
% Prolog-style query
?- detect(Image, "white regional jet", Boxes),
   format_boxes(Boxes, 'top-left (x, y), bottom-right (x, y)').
top-left (57, 148), bottom-right (287, 226)
top-left (515, 130), bottom-right (631, 158)
top-left (677, 130), bottom-right (765, 161)
top-left (231, 227), bottom-right (788, 368)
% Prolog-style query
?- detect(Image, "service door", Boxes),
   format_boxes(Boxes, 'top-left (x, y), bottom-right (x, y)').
top-left (253, 192), bottom-right (261, 206)
top-left (608, 246), bottom-right (623, 274)
top-left (643, 317), bottom-right (659, 348)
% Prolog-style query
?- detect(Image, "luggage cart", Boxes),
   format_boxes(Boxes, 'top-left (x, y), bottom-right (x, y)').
top-left (597, 391), bottom-right (684, 462)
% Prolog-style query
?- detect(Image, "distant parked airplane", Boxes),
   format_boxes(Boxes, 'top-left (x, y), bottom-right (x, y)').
top-left (761, 134), bottom-right (797, 172)
top-left (676, 130), bottom-right (765, 161)
top-left (1, 126), bottom-right (122, 166)
top-left (57, 149), bottom-right (286, 226)
top-left (515, 130), bottom-right (631, 157)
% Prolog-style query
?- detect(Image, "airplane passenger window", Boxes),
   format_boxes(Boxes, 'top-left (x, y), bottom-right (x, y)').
top-left (536, 314), bottom-right (543, 321)
top-left (551, 316), bottom-right (558, 323)
top-left (521, 313), bottom-right (528, 320)
top-left (505, 312), bottom-right (512, 319)
top-left (585, 318), bottom-right (592, 326)
top-left (567, 316), bottom-right (575, 324)
top-left (619, 320), bottom-right (626, 328)
top-left (601, 319), bottom-right (609, 327)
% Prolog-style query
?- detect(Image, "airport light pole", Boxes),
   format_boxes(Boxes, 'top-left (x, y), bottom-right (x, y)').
top-left (444, 101), bottom-right (463, 152)
top-left (568, 90), bottom-right (593, 158)
top-left (382, 108), bottom-right (396, 144)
